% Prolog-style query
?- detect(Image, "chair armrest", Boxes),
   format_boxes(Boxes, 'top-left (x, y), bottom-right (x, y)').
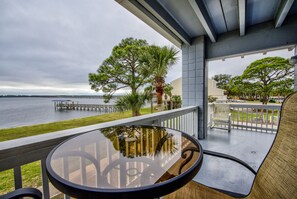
top-left (203, 150), bottom-right (256, 175)
top-left (0, 188), bottom-right (42, 199)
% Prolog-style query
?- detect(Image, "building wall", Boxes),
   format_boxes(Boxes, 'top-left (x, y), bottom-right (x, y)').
top-left (170, 78), bottom-right (182, 96)
top-left (207, 79), bottom-right (227, 100)
top-left (171, 77), bottom-right (227, 100)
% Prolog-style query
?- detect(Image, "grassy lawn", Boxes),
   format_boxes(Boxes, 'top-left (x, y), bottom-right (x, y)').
top-left (0, 108), bottom-right (153, 142)
top-left (0, 108), bottom-right (154, 195)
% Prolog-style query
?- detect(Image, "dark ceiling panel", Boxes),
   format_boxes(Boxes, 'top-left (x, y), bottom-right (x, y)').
top-left (158, 0), bottom-right (206, 37)
top-left (220, 0), bottom-right (239, 32)
top-left (246, 0), bottom-right (280, 26)
top-left (203, 0), bottom-right (227, 34)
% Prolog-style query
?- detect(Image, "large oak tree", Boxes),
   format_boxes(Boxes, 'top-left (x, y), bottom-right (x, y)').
top-left (241, 57), bottom-right (294, 104)
top-left (89, 38), bottom-right (151, 116)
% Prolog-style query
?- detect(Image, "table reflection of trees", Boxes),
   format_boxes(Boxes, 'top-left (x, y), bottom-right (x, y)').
top-left (100, 126), bottom-right (178, 158)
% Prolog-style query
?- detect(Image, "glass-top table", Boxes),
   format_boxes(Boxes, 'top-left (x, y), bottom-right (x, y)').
top-left (46, 126), bottom-right (203, 199)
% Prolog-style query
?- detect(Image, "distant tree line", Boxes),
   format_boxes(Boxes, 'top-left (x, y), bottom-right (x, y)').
top-left (212, 57), bottom-right (294, 104)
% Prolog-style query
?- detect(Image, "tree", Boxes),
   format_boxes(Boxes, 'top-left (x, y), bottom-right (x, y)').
top-left (144, 85), bottom-right (155, 113)
top-left (272, 78), bottom-right (294, 99)
top-left (227, 76), bottom-right (260, 100)
top-left (212, 74), bottom-right (232, 90)
top-left (141, 45), bottom-right (179, 111)
top-left (227, 76), bottom-right (244, 98)
top-left (89, 37), bottom-right (152, 116)
top-left (115, 92), bottom-right (147, 116)
top-left (241, 57), bottom-right (294, 104)
top-left (164, 83), bottom-right (173, 110)
top-left (172, 95), bottom-right (182, 109)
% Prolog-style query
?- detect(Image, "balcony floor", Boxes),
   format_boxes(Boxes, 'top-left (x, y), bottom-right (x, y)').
top-left (192, 128), bottom-right (276, 195)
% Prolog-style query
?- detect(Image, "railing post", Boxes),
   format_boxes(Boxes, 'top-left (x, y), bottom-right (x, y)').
top-left (193, 107), bottom-right (199, 138)
top-left (41, 159), bottom-right (50, 199)
top-left (13, 166), bottom-right (22, 189)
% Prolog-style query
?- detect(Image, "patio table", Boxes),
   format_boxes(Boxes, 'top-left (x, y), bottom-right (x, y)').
top-left (46, 125), bottom-right (203, 199)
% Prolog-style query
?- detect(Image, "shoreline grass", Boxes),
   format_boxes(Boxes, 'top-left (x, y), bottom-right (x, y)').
top-left (0, 108), bottom-right (153, 142)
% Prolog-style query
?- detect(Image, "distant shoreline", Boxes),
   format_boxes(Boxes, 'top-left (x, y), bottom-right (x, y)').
top-left (0, 95), bottom-right (122, 99)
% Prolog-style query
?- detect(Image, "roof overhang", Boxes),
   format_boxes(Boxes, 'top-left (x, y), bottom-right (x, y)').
top-left (116, 0), bottom-right (297, 59)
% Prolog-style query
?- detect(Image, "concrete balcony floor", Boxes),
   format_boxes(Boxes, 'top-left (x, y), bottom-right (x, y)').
top-left (192, 128), bottom-right (276, 195)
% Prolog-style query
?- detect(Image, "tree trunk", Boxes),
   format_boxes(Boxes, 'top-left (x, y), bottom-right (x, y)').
top-left (156, 93), bottom-right (163, 111)
top-left (262, 95), bottom-right (269, 105)
top-left (132, 109), bottom-right (141, 116)
top-left (155, 77), bottom-right (164, 112)
top-left (131, 89), bottom-right (141, 116)
top-left (150, 98), bottom-right (153, 113)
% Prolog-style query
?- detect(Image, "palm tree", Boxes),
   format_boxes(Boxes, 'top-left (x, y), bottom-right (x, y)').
top-left (115, 92), bottom-right (147, 116)
top-left (144, 85), bottom-right (155, 113)
top-left (164, 83), bottom-right (173, 110)
top-left (142, 45), bottom-right (179, 111)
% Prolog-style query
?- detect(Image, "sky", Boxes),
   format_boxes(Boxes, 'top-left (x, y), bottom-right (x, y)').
top-left (0, 0), bottom-right (179, 95)
top-left (208, 48), bottom-right (295, 78)
top-left (0, 0), bottom-right (295, 95)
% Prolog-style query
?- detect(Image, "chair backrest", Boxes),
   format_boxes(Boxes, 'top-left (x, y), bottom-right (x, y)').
top-left (247, 92), bottom-right (297, 198)
top-left (213, 104), bottom-right (230, 119)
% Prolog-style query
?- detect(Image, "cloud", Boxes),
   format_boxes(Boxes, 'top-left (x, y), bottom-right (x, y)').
top-left (0, 0), bottom-right (179, 94)
top-left (2, 0), bottom-right (292, 94)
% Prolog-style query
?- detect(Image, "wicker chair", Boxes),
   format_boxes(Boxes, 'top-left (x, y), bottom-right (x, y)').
top-left (165, 92), bottom-right (297, 199)
top-left (210, 104), bottom-right (231, 132)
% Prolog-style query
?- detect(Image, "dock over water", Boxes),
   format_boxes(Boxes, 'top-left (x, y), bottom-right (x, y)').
top-left (53, 100), bottom-right (119, 113)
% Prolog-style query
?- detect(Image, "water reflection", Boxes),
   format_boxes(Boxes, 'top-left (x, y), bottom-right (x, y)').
top-left (101, 126), bottom-right (178, 158)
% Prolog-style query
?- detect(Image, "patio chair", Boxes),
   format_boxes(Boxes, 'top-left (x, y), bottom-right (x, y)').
top-left (164, 91), bottom-right (297, 199)
top-left (0, 188), bottom-right (42, 199)
top-left (210, 103), bottom-right (231, 132)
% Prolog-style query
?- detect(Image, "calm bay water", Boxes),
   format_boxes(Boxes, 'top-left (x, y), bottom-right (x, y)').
top-left (0, 97), bottom-right (115, 129)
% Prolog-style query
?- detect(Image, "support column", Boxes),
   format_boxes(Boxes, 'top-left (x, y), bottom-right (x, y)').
top-left (182, 36), bottom-right (207, 139)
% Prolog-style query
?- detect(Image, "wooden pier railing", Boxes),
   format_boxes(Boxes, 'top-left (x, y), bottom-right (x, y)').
top-left (54, 101), bottom-right (119, 112)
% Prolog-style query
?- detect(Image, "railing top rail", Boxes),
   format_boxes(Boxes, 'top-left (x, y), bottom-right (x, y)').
top-left (229, 103), bottom-right (281, 109)
top-left (0, 106), bottom-right (198, 151)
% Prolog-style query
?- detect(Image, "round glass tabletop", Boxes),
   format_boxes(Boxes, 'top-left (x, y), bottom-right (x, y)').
top-left (46, 126), bottom-right (203, 198)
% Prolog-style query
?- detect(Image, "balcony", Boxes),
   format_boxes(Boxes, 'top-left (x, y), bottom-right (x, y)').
top-left (0, 104), bottom-right (278, 198)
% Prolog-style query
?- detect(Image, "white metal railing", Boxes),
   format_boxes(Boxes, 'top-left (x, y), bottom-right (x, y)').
top-left (230, 104), bottom-right (281, 133)
top-left (208, 103), bottom-right (281, 133)
top-left (0, 106), bottom-right (198, 199)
